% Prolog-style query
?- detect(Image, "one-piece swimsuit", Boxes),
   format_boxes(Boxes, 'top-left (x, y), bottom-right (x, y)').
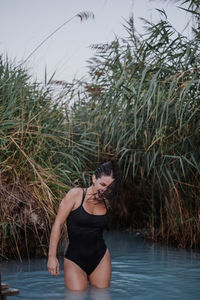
top-left (65, 188), bottom-right (108, 275)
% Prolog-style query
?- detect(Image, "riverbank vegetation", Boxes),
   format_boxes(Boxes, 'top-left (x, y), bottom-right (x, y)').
top-left (0, 0), bottom-right (199, 259)
top-left (0, 58), bottom-right (95, 259)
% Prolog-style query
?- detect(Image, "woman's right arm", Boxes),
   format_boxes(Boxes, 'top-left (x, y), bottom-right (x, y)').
top-left (47, 188), bottom-right (79, 276)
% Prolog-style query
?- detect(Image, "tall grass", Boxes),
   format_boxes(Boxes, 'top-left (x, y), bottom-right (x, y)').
top-left (62, 3), bottom-right (200, 247)
top-left (0, 56), bottom-right (96, 259)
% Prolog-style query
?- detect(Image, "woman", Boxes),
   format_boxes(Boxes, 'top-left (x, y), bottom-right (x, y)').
top-left (47, 161), bottom-right (120, 291)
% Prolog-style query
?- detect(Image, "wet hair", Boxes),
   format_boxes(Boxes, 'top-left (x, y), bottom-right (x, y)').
top-left (94, 161), bottom-right (121, 202)
top-left (95, 161), bottom-right (116, 179)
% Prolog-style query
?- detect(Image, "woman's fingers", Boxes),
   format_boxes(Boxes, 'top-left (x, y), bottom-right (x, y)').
top-left (47, 257), bottom-right (59, 276)
top-left (56, 263), bottom-right (59, 275)
top-left (48, 267), bottom-right (58, 276)
top-left (48, 263), bottom-right (59, 276)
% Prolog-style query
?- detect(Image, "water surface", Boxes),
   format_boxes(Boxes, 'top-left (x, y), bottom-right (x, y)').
top-left (1, 231), bottom-right (200, 300)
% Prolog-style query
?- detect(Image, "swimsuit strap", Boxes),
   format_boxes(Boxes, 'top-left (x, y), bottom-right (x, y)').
top-left (81, 188), bottom-right (87, 205)
top-left (103, 199), bottom-right (108, 212)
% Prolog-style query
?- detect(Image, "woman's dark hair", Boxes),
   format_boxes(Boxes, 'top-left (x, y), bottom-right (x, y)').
top-left (95, 161), bottom-right (117, 179)
top-left (94, 161), bottom-right (121, 201)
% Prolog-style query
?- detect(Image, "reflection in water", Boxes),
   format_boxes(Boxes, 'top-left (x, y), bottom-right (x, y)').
top-left (63, 289), bottom-right (88, 300)
top-left (1, 231), bottom-right (200, 300)
top-left (63, 287), bottom-right (111, 300)
top-left (89, 287), bottom-right (111, 300)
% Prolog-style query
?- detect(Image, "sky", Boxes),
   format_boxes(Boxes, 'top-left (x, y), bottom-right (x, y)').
top-left (0, 0), bottom-right (191, 83)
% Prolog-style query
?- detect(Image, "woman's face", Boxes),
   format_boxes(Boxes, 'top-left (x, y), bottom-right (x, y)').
top-left (92, 174), bottom-right (114, 199)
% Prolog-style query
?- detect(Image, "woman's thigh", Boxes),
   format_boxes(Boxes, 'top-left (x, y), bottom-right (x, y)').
top-left (89, 249), bottom-right (112, 288)
top-left (64, 258), bottom-right (88, 291)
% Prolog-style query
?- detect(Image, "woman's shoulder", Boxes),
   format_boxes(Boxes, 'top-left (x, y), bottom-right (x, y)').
top-left (60, 187), bottom-right (83, 210)
top-left (67, 187), bottom-right (83, 197)
top-left (63, 187), bottom-right (83, 203)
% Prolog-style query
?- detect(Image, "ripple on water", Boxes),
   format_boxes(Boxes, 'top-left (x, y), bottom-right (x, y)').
top-left (1, 231), bottom-right (200, 300)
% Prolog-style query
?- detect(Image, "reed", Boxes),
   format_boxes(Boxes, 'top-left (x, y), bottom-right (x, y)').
top-left (0, 56), bottom-right (96, 259)
top-left (63, 2), bottom-right (200, 247)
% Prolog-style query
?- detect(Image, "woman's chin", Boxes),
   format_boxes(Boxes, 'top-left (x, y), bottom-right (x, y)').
top-left (97, 192), bottom-right (105, 201)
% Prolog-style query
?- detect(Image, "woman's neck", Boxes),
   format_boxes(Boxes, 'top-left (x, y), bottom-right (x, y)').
top-left (85, 186), bottom-right (101, 204)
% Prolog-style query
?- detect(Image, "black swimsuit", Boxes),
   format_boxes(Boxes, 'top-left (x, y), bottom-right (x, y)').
top-left (65, 188), bottom-right (109, 275)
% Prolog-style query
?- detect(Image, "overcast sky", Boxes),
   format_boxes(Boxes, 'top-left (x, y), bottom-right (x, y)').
top-left (0, 0), bottom-right (190, 83)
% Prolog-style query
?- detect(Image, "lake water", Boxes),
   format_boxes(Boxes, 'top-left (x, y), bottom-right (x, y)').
top-left (1, 231), bottom-right (200, 300)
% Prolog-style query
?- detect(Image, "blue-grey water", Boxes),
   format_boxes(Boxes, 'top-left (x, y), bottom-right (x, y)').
top-left (1, 231), bottom-right (200, 300)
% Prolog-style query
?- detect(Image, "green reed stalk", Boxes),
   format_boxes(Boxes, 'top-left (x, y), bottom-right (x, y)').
top-left (0, 56), bottom-right (96, 258)
top-left (63, 4), bottom-right (200, 248)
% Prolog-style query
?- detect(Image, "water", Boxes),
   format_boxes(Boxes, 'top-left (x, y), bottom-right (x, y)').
top-left (1, 231), bottom-right (200, 300)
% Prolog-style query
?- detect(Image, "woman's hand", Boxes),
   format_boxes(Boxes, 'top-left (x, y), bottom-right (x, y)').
top-left (47, 256), bottom-right (59, 276)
